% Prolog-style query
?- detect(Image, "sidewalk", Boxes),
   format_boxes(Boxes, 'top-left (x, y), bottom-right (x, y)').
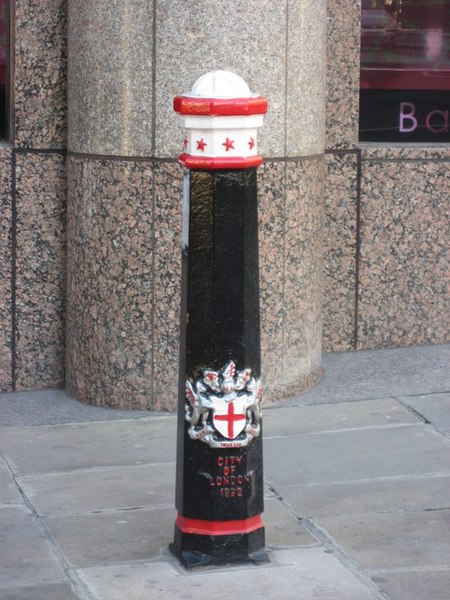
top-left (1, 344), bottom-right (449, 600)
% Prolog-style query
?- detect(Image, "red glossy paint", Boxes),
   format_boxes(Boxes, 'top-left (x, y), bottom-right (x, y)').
top-left (174, 96), bottom-right (268, 116)
top-left (178, 153), bottom-right (263, 170)
top-left (176, 514), bottom-right (263, 536)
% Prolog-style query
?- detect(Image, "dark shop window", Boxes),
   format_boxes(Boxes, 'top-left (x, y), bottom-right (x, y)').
top-left (360, 0), bottom-right (450, 143)
top-left (0, 0), bottom-right (9, 140)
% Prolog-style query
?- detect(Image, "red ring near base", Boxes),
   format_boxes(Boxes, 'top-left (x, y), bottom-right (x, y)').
top-left (176, 513), bottom-right (264, 536)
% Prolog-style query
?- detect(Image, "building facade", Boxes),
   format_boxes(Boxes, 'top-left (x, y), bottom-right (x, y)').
top-left (0, 0), bottom-right (448, 409)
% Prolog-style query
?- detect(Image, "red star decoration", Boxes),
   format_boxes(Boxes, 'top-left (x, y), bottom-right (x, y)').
top-left (222, 137), bottom-right (235, 152)
top-left (183, 136), bottom-right (188, 149)
top-left (196, 138), bottom-right (207, 151)
top-left (248, 137), bottom-right (255, 150)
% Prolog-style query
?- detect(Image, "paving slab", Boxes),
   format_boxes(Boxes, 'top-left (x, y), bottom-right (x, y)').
top-left (0, 346), bottom-right (448, 600)
top-left (43, 507), bottom-right (175, 568)
top-left (264, 398), bottom-right (419, 438)
top-left (427, 344), bottom-right (450, 370)
top-left (77, 547), bottom-right (380, 600)
top-left (263, 497), bottom-right (318, 548)
top-left (18, 463), bottom-right (176, 516)
top-left (401, 392), bottom-right (450, 436)
top-left (42, 499), bottom-right (317, 571)
top-left (0, 583), bottom-right (81, 600)
top-left (314, 509), bottom-right (450, 570)
top-left (275, 475), bottom-right (450, 518)
top-left (298, 344), bottom-right (450, 405)
top-left (264, 425), bottom-right (450, 487)
top-left (0, 418), bottom-right (177, 475)
top-left (370, 569), bottom-right (450, 600)
top-left (0, 506), bottom-right (67, 589)
top-left (0, 389), bottom-right (151, 427)
top-left (0, 456), bottom-right (21, 504)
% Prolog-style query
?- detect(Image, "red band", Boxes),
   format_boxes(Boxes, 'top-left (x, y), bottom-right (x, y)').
top-left (179, 153), bottom-right (263, 170)
top-left (176, 513), bottom-right (264, 536)
top-left (174, 96), bottom-right (268, 117)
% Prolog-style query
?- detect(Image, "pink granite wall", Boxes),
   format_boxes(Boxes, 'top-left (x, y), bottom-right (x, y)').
top-left (65, 157), bottom-right (158, 409)
top-left (15, 0), bottom-right (67, 148)
top-left (322, 0), bottom-right (361, 352)
top-left (0, 0), bottom-right (67, 392)
top-left (1, 0), bottom-right (447, 399)
top-left (258, 158), bottom-right (324, 401)
top-left (15, 152), bottom-right (66, 389)
top-left (65, 156), bottom-right (324, 409)
top-left (323, 0), bottom-right (449, 352)
top-left (323, 151), bottom-right (358, 352)
top-left (65, 0), bottom-right (326, 409)
top-left (0, 149), bottom-right (12, 391)
top-left (358, 147), bottom-right (449, 349)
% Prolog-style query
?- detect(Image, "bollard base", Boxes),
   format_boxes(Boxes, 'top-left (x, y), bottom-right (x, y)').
top-left (170, 525), bottom-right (268, 569)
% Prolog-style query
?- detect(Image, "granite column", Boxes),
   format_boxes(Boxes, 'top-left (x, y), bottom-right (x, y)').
top-left (66, 0), bottom-right (327, 410)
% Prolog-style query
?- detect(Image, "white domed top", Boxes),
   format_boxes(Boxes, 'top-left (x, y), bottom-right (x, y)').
top-left (186, 70), bottom-right (254, 98)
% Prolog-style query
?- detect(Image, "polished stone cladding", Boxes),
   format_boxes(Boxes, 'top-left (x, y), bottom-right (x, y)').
top-left (66, 158), bottom-right (187, 411)
top-left (0, 0), bottom-right (68, 394)
top-left (324, 148), bottom-right (450, 352)
top-left (68, 0), bottom-right (327, 159)
top-left (325, 0), bottom-right (360, 150)
top-left (0, 149), bottom-right (67, 392)
top-left (15, 152), bottom-right (66, 390)
top-left (358, 147), bottom-right (450, 349)
top-left (66, 157), bottom-right (158, 410)
top-left (323, 152), bottom-right (358, 352)
top-left (2, 0), bottom-right (447, 405)
top-left (66, 157), bottom-right (323, 409)
top-left (15, 0), bottom-right (67, 149)
top-left (66, 0), bottom-right (327, 408)
top-left (0, 148), bottom-right (12, 391)
top-left (68, 1), bottom-right (153, 156)
top-left (1, 0), bottom-right (447, 405)
top-left (259, 158), bottom-right (324, 400)
top-left (323, 0), bottom-right (450, 353)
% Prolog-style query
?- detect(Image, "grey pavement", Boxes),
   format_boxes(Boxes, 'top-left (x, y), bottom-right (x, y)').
top-left (0, 344), bottom-right (449, 600)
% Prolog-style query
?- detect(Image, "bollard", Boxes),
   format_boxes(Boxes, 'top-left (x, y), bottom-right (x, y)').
top-left (170, 71), bottom-right (268, 568)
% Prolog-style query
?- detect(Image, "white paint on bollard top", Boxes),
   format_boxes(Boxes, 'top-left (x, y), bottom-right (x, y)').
top-left (174, 70), bottom-right (268, 170)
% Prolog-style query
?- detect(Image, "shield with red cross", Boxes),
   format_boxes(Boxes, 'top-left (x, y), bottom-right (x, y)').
top-left (213, 396), bottom-right (248, 440)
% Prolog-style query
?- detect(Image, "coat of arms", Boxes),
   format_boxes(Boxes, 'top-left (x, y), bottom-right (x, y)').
top-left (185, 361), bottom-right (262, 448)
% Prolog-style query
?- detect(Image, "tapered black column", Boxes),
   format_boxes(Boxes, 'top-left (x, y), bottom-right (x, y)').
top-left (171, 71), bottom-right (268, 568)
top-left (186, 169), bottom-right (261, 375)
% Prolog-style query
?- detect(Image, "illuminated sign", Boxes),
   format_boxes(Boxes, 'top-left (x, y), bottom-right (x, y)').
top-left (360, 0), bottom-right (450, 142)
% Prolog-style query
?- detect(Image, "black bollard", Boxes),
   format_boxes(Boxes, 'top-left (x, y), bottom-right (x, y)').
top-left (171, 71), bottom-right (268, 568)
